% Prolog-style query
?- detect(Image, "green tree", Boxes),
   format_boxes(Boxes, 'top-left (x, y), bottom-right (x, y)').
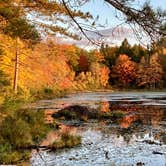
top-left (117, 38), bottom-right (132, 57)
top-left (130, 44), bottom-right (147, 63)
top-left (100, 43), bottom-right (117, 67)
top-left (0, 0), bottom-right (40, 41)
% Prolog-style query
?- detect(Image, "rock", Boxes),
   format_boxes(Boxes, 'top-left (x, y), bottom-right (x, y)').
top-left (69, 157), bottom-right (76, 160)
top-left (53, 105), bottom-right (97, 120)
top-left (136, 162), bottom-right (145, 166)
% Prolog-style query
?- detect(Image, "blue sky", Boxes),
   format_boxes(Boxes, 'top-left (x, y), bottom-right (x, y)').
top-left (81, 0), bottom-right (166, 27)
top-left (70, 0), bottom-right (165, 48)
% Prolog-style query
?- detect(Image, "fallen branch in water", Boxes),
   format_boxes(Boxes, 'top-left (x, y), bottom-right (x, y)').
top-left (136, 140), bottom-right (162, 146)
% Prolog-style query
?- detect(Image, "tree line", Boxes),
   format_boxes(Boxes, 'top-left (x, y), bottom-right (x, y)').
top-left (1, 35), bottom-right (166, 100)
top-left (100, 38), bottom-right (166, 89)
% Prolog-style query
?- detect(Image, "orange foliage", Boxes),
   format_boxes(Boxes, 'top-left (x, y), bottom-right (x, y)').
top-left (99, 66), bottom-right (110, 87)
top-left (119, 114), bottom-right (138, 128)
top-left (136, 54), bottom-right (163, 88)
top-left (111, 54), bottom-right (137, 87)
top-left (74, 63), bottom-right (110, 90)
top-left (24, 42), bottom-right (74, 89)
top-left (0, 35), bottom-right (110, 92)
top-left (100, 101), bottom-right (110, 112)
top-left (92, 50), bottom-right (104, 62)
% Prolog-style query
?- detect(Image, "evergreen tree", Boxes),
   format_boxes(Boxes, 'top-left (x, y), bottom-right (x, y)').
top-left (131, 44), bottom-right (146, 63)
top-left (117, 38), bottom-right (132, 57)
top-left (100, 43), bottom-right (117, 68)
top-left (0, 0), bottom-right (92, 40)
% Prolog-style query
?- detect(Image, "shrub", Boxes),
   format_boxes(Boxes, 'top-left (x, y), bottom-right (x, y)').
top-left (31, 86), bottom-right (69, 100)
top-left (0, 117), bottom-right (32, 149)
top-left (15, 109), bottom-right (50, 143)
top-left (97, 112), bottom-right (113, 119)
top-left (1, 95), bottom-right (25, 114)
top-left (61, 133), bottom-right (81, 148)
top-left (54, 109), bottom-right (77, 120)
top-left (0, 98), bottom-right (50, 164)
top-left (51, 133), bottom-right (81, 150)
top-left (112, 111), bottom-right (125, 119)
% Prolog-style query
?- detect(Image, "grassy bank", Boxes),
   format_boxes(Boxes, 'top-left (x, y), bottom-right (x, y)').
top-left (0, 95), bottom-right (51, 164)
top-left (0, 93), bottom-right (83, 164)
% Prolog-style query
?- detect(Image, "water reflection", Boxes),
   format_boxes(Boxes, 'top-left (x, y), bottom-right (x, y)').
top-left (100, 101), bottom-right (110, 113)
top-left (98, 99), bottom-right (166, 145)
top-left (31, 92), bottom-right (166, 166)
top-left (119, 114), bottom-right (139, 128)
top-left (117, 106), bottom-right (165, 128)
top-left (97, 98), bottom-right (165, 128)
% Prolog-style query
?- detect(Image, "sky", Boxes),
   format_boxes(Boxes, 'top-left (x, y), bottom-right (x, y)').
top-left (81, 0), bottom-right (165, 26)
top-left (60, 0), bottom-right (166, 49)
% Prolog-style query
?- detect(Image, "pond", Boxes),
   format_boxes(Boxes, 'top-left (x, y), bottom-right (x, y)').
top-left (31, 92), bottom-right (166, 166)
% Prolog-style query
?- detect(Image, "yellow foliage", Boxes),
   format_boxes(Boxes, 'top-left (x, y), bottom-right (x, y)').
top-left (0, 34), bottom-right (109, 93)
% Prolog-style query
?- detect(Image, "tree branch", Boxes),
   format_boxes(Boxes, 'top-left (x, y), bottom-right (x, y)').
top-left (61, 0), bottom-right (102, 46)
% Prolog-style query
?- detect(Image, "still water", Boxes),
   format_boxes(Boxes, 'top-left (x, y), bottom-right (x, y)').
top-left (31, 92), bottom-right (166, 166)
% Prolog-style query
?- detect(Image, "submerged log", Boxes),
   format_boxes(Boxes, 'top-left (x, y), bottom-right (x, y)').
top-left (152, 151), bottom-right (165, 155)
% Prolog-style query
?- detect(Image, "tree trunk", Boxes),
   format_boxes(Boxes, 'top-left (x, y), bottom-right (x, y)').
top-left (13, 37), bottom-right (19, 93)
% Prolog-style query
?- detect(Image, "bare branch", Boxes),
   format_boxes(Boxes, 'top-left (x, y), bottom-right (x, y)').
top-left (61, 0), bottom-right (102, 46)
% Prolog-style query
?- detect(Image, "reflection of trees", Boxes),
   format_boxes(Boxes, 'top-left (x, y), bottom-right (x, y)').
top-left (100, 101), bottom-right (110, 113)
top-left (103, 103), bottom-right (166, 144)
top-left (108, 102), bottom-right (165, 128)
top-left (119, 114), bottom-right (139, 128)
top-left (109, 101), bottom-right (140, 112)
top-left (137, 106), bottom-right (165, 127)
top-left (80, 101), bottom-right (166, 144)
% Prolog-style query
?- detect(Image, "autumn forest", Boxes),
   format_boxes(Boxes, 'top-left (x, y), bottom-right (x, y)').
top-left (1, 36), bottom-right (166, 100)
top-left (0, 0), bottom-right (166, 165)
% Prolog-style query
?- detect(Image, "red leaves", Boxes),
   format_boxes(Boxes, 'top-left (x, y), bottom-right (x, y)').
top-left (79, 55), bottom-right (88, 72)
